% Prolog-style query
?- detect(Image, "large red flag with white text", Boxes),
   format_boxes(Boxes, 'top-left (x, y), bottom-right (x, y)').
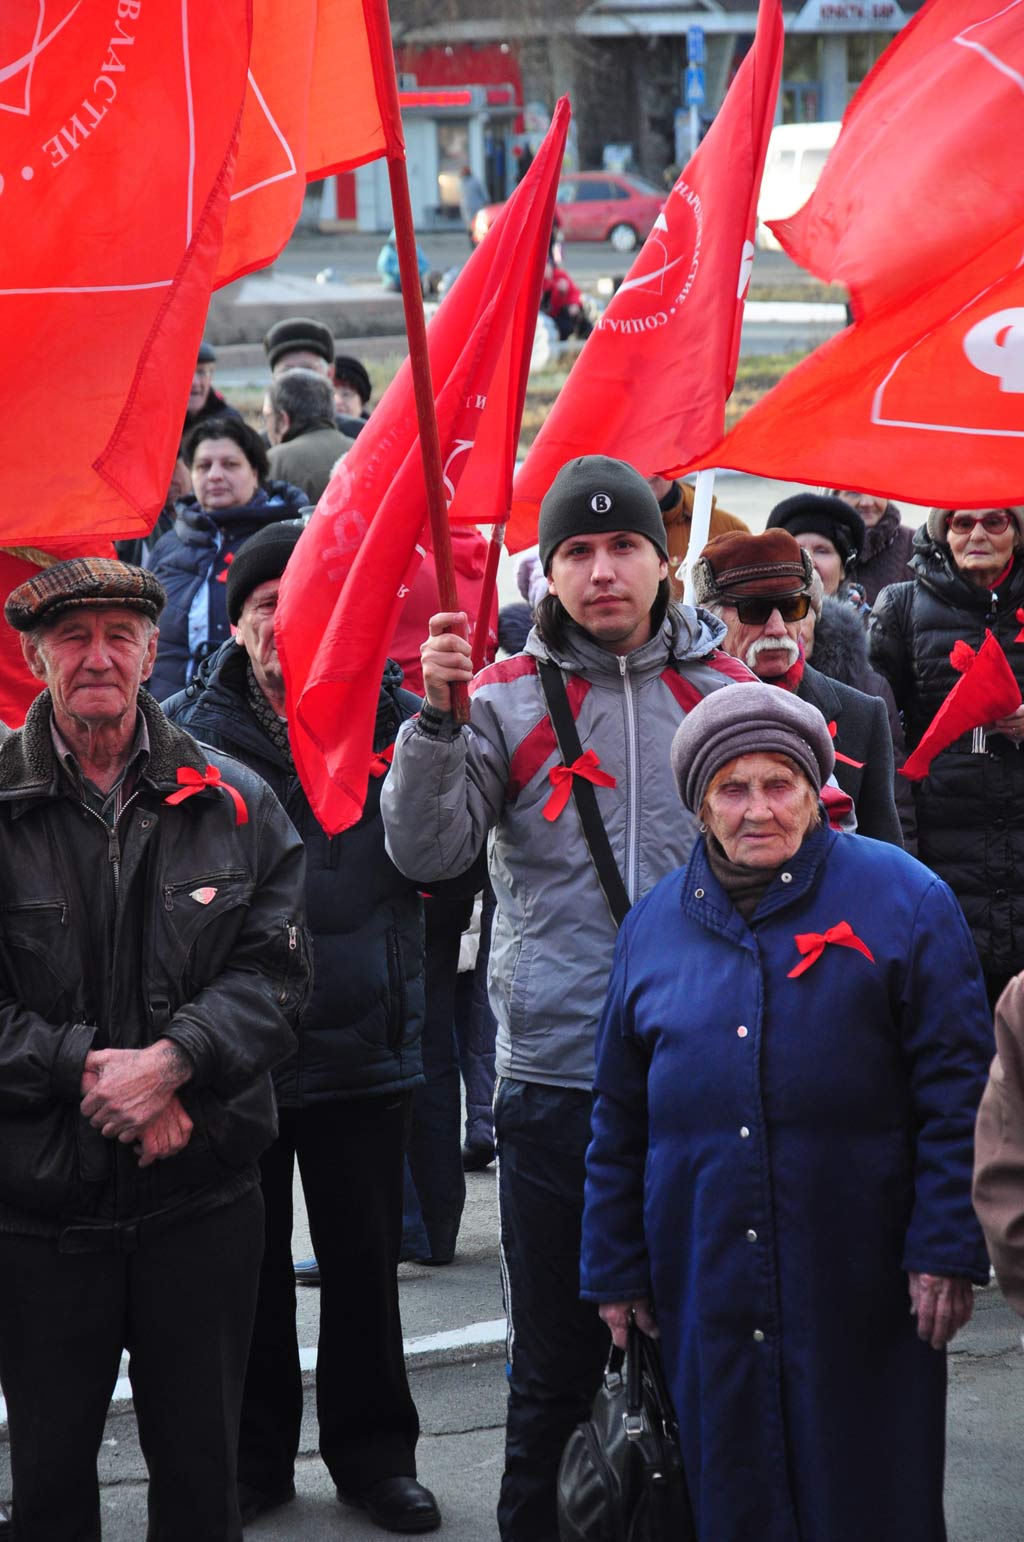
top-left (693, 0), bottom-right (1024, 504)
top-left (692, 229), bottom-right (1024, 507)
top-left (772, 0), bottom-right (1024, 319)
top-left (215, 0), bottom-right (405, 286)
top-left (276, 100), bottom-right (571, 836)
top-left (0, 0), bottom-right (251, 542)
top-left (506, 0), bottom-right (783, 553)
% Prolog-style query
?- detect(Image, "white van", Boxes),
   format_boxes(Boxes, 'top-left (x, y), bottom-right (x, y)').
top-left (756, 122), bottom-right (841, 250)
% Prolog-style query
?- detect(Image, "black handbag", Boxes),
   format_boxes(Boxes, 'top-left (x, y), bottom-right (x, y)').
top-left (557, 1318), bottom-right (695, 1542)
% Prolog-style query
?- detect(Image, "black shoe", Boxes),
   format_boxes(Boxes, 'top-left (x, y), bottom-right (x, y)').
top-left (293, 1256), bottom-right (320, 1286)
top-left (461, 1140), bottom-right (495, 1171)
top-left (237, 1479), bottom-right (296, 1526)
top-left (338, 1476), bottom-right (441, 1533)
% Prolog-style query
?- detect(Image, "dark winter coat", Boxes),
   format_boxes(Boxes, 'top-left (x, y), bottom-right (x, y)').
top-left (869, 531), bottom-right (1024, 977)
top-left (146, 482), bottom-right (308, 702)
top-left (164, 640), bottom-right (431, 1105)
top-left (0, 689), bottom-right (309, 1239)
top-left (796, 662), bottom-right (902, 846)
top-left (811, 597), bottom-right (916, 846)
top-left (582, 824), bottom-right (992, 1542)
top-left (855, 504), bottom-right (917, 606)
top-left (266, 421), bottom-right (355, 504)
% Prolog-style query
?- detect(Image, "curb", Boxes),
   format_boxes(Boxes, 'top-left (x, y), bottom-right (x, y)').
top-left (0, 1320), bottom-right (508, 1437)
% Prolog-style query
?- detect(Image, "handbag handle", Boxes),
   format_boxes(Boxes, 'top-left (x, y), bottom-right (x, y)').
top-left (624, 1317), bottom-right (679, 1441)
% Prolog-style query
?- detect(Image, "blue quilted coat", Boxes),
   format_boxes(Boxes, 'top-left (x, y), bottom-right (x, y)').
top-left (581, 824), bottom-right (992, 1542)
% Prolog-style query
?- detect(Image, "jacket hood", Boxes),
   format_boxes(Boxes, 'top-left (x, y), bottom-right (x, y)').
top-left (523, 601), bottom-right (725, 678)
top-left (909, 524), bottom-right (1024, 609)
top-left (811, 597), bottom-right (870, 688)
top-left (173, 481), bottom-right (309, 543)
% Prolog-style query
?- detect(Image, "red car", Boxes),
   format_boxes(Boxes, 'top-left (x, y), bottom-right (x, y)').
top-left (472, 170), bottom-right (666, 254)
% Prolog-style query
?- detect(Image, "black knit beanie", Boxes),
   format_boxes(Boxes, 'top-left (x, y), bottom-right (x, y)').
top-left (226, 520), bottom-right (305, 624)
top-left (538, 455), bottom-right (669, 572)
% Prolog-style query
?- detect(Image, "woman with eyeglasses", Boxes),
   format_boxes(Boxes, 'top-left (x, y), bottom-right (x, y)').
top-left (869, 506), bottom-right (1024, 1006)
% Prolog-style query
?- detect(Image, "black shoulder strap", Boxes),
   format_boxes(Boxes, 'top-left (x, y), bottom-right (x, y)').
top-left (537, 660), bottom-right (631, 928)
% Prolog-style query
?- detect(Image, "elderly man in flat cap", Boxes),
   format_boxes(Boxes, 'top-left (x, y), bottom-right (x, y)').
top-left (0, 558), bottom-right (310, 1541)
top-left (693, 528), bottom-right (903, 845)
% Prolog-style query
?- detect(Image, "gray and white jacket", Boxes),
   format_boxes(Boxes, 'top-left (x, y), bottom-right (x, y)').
top-left (382, 606), bottom-right (745, 1090)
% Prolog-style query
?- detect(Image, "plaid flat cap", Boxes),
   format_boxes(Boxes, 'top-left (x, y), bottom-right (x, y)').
top-left (5, 558), bottom-right (167, 632)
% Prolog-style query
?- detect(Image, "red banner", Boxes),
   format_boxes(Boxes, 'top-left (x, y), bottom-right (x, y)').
top-left (773, 0), bottom-right (1024, 319)
top-left (215, 0), bottom-right (405, 286)
top-left (693, 228), bottom-right (1024, 506)
top-left (507, 0), bottom-right (783, 553)
top-left (276, 100), bottom-right (570, 835)
top-left (1, 0), bottom-right (251, 542)
top-left (694, 1), bottom-right (1024, 505)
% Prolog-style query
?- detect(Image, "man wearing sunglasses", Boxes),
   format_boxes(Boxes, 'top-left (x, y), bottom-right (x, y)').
top-left (693, 528), bottom-right (902, 845)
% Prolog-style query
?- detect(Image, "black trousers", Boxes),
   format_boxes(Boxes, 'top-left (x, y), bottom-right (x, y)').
top-left (0, 1188), bottom-right (263, 1542)
top-left (238, 1095), bottom-right (419, 1494)
top-left (494, 1078), bottom-right (609, 1542)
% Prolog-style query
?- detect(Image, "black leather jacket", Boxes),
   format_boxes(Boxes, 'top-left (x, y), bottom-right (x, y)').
top-left (0, 689), bottom-right (310, 1240)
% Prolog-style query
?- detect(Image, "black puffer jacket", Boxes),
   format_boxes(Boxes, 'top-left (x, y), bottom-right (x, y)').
top-left (812, 597), bottom-right (916, 847)
top-left (164, 640), bottom-right (429, 1106)
top-left (855, 504), bottom-right (918, 606)
top-left (146, 482), bottom-right (308, 701)
top-left (0, 690), bottom-right (309, 1237)
top-left (869, 528), bottom-right (1024, 975)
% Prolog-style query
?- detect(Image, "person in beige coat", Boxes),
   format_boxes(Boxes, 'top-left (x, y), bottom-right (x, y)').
top-left (974, 975), bottom-right (1024, 1316)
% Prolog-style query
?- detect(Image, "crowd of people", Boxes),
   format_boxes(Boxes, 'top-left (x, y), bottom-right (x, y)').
top-left (1, 314), bottom-right (1024, 1542)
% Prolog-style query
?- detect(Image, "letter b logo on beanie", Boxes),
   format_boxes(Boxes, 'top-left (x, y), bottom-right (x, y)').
top-left (590, 492), bottom-right (614, 514)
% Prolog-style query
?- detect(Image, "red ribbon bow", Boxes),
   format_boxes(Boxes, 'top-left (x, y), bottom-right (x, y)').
top-left (543, 749), bottom-right (616, 822)
top-left (787, 920), bottom-right (875, 979)
top-left (1016, 608), bottom-right (1024, 644)
top-left (215, 552), bottom-right (234, 584)
top-left (369, 743), bottom-right (396, 779)
top-left (827, 720), bottom-right (864, 769)
top-left (164, 764), bottom-right (249, 825)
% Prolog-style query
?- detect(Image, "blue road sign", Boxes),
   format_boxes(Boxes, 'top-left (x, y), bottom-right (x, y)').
top-left (685, 63), bottom-right (705, 107)
top-left (687, 25), bottom-right (705, 64)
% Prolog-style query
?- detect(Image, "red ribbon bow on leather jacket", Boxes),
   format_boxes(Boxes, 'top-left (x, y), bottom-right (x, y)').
top-left (543, 749), bottom-right (616, 822)
top-left (787, 920), bottom-right (874, 979)
top-left (164, 764), bottom-right (249, 825)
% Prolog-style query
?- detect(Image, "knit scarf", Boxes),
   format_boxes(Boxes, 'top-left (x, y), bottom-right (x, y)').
top-left (705, 836), bottom-right (778, 921)
top-left (246, 661), bottom-right (293, 768)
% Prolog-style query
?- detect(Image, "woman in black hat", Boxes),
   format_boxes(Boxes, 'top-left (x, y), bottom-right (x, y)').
top-left (767, 492), bottom-right (867, 612)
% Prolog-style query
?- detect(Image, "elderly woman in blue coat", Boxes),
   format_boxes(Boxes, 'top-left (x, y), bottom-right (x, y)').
top-left (580, 682), bottom-right (992, 1542)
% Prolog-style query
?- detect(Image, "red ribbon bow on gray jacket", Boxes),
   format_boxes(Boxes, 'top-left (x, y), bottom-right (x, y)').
top-left (787, 920), bottom-right (874, 978)
top-left (165, 764), bottom-right (249, 825)
top-left (543, 749), bottom-right (616, 822)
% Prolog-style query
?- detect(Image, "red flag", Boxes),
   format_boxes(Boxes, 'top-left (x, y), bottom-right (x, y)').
top-left (772, 0), bottom-right (1024, 319)
top-left (275, 99), bottom-right (571, 836)
top-left (691, 210), bottom-right (1024, 506)
top-left (1, 0), bottom-right (250, 543)
top-left (506, 0), bottom-right (783, 554)
top-left (215, 0), bottom-right (405, 286)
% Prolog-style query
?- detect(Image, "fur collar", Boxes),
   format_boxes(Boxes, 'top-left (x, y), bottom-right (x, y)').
top-left (0, 688), bottom-right (208, 799)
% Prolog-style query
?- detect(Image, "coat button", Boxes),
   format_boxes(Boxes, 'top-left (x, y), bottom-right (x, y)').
top-left (140, 818), bottom-right (152, 830)
top-left (995, 888), bottom-right (1009, 900)
top-left (694, 888), bottom-right (705, 899)
top-left (737, 1025), bottom-right (748, 1038)
top-left (753, 1329), bottom-right (765, 1343)
top-left (739, 1126), bottom-right (750, 1138)
top-left (780, 872), bottom-right (793, 884)
top-left (746, 1230), bottom-right (757, 1243)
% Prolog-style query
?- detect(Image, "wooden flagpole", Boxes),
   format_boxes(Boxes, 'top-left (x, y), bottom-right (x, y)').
top-left (385, 156), bottom-right (470, 723)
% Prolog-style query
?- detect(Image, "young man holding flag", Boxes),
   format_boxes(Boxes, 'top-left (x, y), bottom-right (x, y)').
top-left (381, 455), bottom-right (745, 1539)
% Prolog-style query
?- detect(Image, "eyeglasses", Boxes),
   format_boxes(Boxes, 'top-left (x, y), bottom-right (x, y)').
top-left (724, 593), bottom-right (810, 625)
top-left (947, 512), bottom-right (1013, 536)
